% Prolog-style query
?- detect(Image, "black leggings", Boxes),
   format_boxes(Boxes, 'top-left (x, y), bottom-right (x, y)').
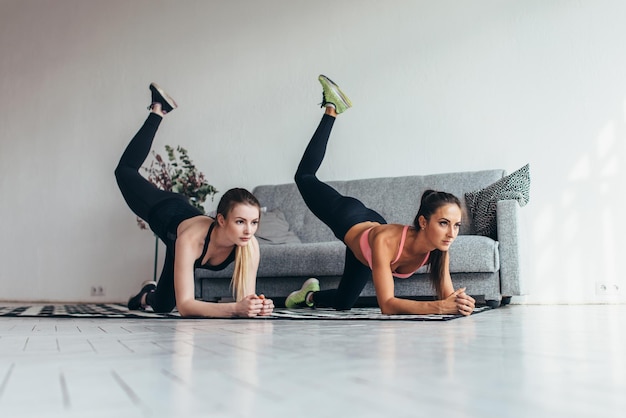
top-left (294, 114), bottom-right (386, 310)
top-left (114, 113), bottom-right (202, 313)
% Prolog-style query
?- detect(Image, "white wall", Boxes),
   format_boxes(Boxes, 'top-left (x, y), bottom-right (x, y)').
top-left (1, 0), bottom-right (624, 304)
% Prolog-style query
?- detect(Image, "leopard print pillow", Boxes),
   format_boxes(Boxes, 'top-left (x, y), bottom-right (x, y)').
top-left (465, 164), bottom-right (530, 239)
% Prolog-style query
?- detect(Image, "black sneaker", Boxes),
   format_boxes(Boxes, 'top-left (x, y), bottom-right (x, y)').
top-left (127, 280), bottom-right (157, 310)
top-left (148, 83), bottom-right (178, 113)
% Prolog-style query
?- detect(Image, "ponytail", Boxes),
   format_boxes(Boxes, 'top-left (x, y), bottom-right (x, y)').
top-left (231, 243), bottom-right (252, 301)
top-left (427, 250), bottom-right (445, 299)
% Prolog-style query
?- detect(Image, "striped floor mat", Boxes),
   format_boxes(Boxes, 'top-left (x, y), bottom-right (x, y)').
top-left (0, 303), bottom-right (490, 320)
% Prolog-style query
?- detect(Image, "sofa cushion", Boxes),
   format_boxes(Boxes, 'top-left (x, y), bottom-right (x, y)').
top-left (448, 235), bottom-right (499, 273)
top-left (256, 208), bottom-right (301, 245)
top-left (465, 164), bottom-right (530, 239)
top-left (195, 241), bottom-right (347, 279)
top-left (256, 242), bottom-right (346, 276)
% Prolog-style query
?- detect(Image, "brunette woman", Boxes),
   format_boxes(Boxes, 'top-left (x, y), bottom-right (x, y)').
top-left (286, 76), bottom-right (475, 316)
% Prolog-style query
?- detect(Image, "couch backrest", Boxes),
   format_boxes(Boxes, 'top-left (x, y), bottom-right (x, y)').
top-left (253, 169), bottom-right (505, 243)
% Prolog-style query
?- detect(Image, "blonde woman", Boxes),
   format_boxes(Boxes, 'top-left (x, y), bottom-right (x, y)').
top-left (115, 83), bottom-right (273, 318)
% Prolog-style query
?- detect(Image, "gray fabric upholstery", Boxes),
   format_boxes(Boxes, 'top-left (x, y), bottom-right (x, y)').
top-left (497, 199), bottom-right (523, 296)
top-left (256, 208), bottom-right (301, 245)
top-left (195, 169), bottom-right (523, 306)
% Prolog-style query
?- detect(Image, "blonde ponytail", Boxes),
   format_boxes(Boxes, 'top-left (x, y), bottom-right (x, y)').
top-left (231, 241), bottom-right (252, 301)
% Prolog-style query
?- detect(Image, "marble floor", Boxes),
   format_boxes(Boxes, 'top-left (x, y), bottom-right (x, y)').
top-left (0, 304), bottom-right (624, 418)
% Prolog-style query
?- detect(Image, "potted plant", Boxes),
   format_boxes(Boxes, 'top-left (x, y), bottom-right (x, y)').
top-left (137, 145), bottom-right (218, 280)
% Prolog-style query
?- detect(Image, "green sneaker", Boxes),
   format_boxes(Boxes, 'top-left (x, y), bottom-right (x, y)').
top-left (318, 75), bottom-right (352, 114)
top-left (285, 278), bottom-right (320, 308)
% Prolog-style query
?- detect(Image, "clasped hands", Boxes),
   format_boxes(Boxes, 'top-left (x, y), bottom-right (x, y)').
top-left (444, 288), bottom-right (475, 316)
top-left (237, 294), bottom-right (274, 317)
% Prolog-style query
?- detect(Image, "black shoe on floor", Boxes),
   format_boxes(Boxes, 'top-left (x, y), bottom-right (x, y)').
top-left (127, 281), bottom-right (157, 310)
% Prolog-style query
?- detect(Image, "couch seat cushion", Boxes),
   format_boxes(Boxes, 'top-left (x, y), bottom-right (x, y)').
top-left (448, 235), bottom-right (499, 273)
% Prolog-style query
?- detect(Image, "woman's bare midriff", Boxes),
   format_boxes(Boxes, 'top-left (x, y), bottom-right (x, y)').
top-left (343, 221), bottom-right (382, 264)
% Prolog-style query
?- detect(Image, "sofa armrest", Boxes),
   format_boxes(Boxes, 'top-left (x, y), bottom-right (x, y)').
top-left (496, 199), bottom-right (524, 296)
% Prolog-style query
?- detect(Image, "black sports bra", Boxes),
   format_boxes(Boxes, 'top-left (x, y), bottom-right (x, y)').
top-left (194, 221), bottom-right (236, 271)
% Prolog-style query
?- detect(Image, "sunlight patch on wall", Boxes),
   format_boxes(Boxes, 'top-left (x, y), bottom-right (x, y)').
top-left (531, 116), bottom-right (625, 304)
top-left (567, 154), bottom-right (590, 181)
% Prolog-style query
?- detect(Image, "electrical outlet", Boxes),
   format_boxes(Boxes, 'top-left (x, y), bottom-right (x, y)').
top-left (90, 286), bottom-right (105, 297)
top-left (595, 282), bottom-right (621, 296)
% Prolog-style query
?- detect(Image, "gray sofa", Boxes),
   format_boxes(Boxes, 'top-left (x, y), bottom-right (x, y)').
top-left (194, 169), bottom-right (524, 308)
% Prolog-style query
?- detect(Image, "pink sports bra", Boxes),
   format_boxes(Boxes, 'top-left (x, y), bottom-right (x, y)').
top-left (359, 225), bottom-right (429, 278)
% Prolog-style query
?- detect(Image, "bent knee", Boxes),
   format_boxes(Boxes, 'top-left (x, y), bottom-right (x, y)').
top-left (114, 164), bottom-right (130, 183)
